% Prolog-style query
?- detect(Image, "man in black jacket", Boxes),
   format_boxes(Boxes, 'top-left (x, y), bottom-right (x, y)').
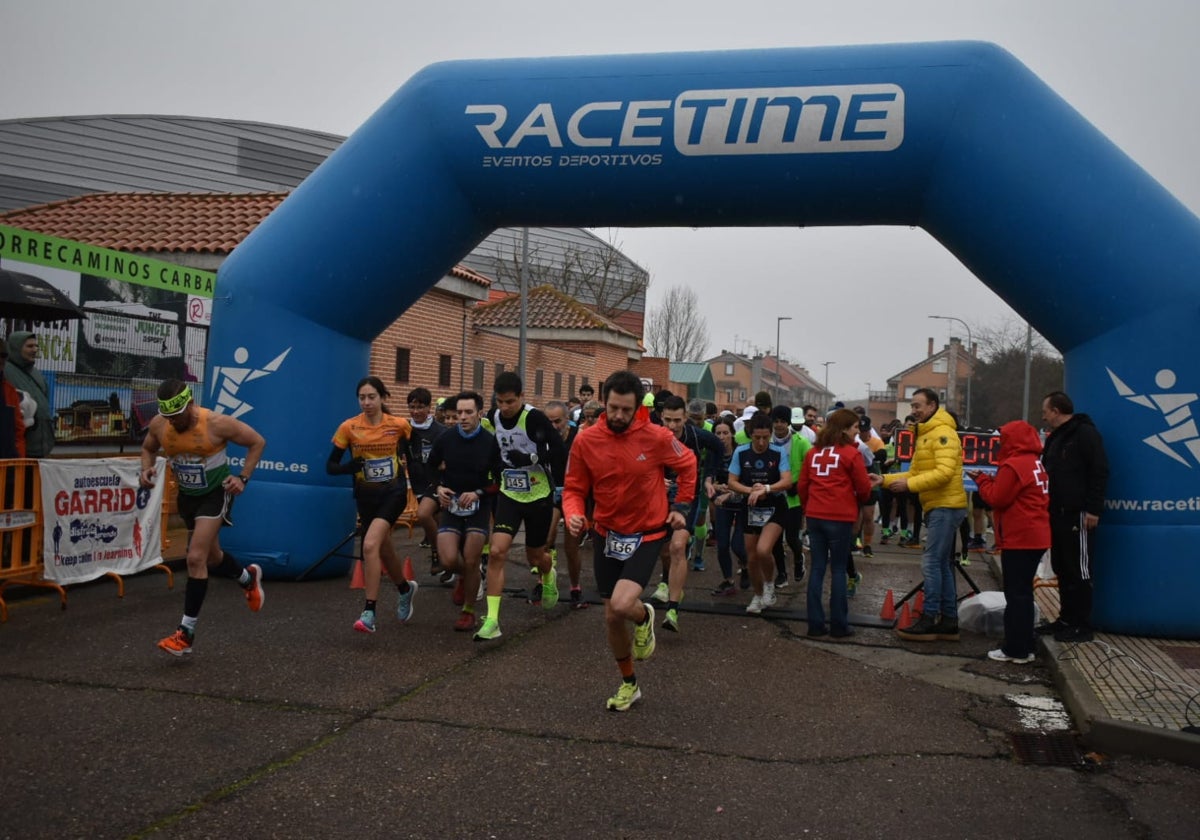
top-left (1040, 391), bottom-right (1110, 642)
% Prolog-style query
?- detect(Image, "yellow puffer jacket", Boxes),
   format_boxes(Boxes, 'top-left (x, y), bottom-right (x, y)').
top-left (883, 407), bottom-right (967, 510)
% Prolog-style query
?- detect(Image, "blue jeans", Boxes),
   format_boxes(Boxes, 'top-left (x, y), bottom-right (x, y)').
top-left (806, 517), bottom-right (853, 634)
top-left (923, 507), bottom-right (968, 619)
top-left (713, 505), bottom-right (746, 580)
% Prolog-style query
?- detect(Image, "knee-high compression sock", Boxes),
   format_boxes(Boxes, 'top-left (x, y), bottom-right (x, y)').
top-left (215, 551), bottom-right (249, 585)
top-left (182, 577), bottom-right (209, 632)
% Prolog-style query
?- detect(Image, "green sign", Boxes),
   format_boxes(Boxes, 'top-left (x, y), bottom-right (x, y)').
top-left (0, 224), bottom-right (216, 298)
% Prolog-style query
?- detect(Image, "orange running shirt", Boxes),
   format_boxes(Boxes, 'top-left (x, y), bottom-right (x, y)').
top-left (332, 413), bottom-right (412, 488)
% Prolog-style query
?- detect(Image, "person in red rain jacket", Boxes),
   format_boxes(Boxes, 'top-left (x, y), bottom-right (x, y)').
top-left (564, 370), bottom-right (697, 712)
top-left (796, 408), bottom-right (872, 639)
top-left (971, 420), bottom-right (1051, 664)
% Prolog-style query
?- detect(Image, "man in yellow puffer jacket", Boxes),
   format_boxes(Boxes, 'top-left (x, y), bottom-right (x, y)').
top-left (875, 388), bottom-right (968, 642)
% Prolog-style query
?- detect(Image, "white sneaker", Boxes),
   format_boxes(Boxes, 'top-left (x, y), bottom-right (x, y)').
top-left (745, 595), bottom-right (764, 615)
top-left (762, 583), bottom-right (776, 608)
top-left (987, 648), bottom-right (1035, 664)
top-left (651, 581), bottom-right (670, 603)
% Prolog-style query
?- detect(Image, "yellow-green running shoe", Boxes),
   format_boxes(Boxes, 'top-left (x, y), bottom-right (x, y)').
top-left (473, 618), bottom-right (502, 641)
top-left (651, 581), bottom-right (669, 603)
top-left (606, 680), bottom-right (642, 712)
top-left (662, 608), bottom-right (679, 633)
top-left (541, 564), bottom-right (559, 610)
top-left (633, 602), bottom-right (656, 660)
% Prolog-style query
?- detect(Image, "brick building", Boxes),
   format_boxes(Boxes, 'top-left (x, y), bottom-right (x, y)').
top-left (883, 336), bottom-right (976, 423)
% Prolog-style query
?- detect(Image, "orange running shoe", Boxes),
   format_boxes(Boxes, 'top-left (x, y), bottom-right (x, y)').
top-left (157, 628), bottom-right (193, 656)
top-left (454, 611), bottom-right (476, 632)
top-left (244, 563), bottom-right (265, 612)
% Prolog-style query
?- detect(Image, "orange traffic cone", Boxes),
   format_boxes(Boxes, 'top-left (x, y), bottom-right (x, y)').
top-left (402, 555), bottom-right (415, 583)
top-left (897, 601), bottom-right (912, 629)
top-left (880, 589), bottom-right (896, 621)
top-left (914, 590), bottom-right (925, 614)
top-left (349, 558), bottom-right (365, 589)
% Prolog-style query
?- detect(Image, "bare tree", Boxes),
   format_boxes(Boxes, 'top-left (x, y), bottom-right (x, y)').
top-left (969, 318), bottom-right (1064, 428)
top-left (645, 285), bottom-right (709, 361)
top-left (491, 230), bottom-right (649, 322)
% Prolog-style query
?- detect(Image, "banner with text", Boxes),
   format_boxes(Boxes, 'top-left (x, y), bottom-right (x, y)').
top-left (39, 458), bottom-right (166, 584)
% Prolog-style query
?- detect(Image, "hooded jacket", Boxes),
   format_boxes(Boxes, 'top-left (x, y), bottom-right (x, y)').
top-left (973, 420), bottom-right (1050, 550)
top-left (2, 374), bottom-right (26, 458)
top-left (881, 406), bottom-right (967, 510)
top-left (1042, 413), bottom-right (1109, 517)
top-left (563, 405), bottom-right (697, 538)
top-left (4, 331), bottom-right (54, 458)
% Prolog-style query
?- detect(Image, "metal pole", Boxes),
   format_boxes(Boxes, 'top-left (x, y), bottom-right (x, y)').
top-left (929, 315), bottom-right (972, 426)
top-left (775, 316), bottom-right (791, 403)
top-left (518, 227), bottom-right (529, 381)
top-left (822, 361), bottom-right (834, 394)
top-left (1022, 321), bottom-right (1033, 422)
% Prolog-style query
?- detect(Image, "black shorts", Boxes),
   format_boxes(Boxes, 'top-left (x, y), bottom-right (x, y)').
top-left (971, 490), bottom-right (992, 511)
top-left (412, 480), bottom-right (438, 502)
top-left (177, 486), bottom-right (234, 530)
top-left (438, 504), bottom-right (491, 537)
top-left (861, 488), bottom-right (881, 507)
top-left (355, 485), bottom-right (408, 531)
top-left (492, 493), bottom-right (553, 548)
top-left (593, 530), bottom-right (667, 599)
top-left (743, 497), bottom-right (788, 535)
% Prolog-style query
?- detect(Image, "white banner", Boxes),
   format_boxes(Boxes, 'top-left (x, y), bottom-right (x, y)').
top-left (39, 457), bottom-right (165, 584)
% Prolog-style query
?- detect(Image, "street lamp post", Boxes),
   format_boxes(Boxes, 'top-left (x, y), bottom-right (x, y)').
top-left (928, 315), bottom-right (972, 427)
top-left (822, 361), bottom-right (835, 396)
top-left (775, 316), bottom-right (792, 402)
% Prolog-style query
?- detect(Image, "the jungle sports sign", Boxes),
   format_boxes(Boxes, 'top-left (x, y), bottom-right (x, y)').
top-left (210, 42), bottom-right (1200, 638)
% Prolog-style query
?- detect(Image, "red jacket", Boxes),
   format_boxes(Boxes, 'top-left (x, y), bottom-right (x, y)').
top-left (974, 420), bottom-right (1050, 550)
top-left (2, 379), bottom-right (26, 458)
top-left (796, 442), bottom-right (872, 522)
top-left (563, 406), bottom-right (697, 537)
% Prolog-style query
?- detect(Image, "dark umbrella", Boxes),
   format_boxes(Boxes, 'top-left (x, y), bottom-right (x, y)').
top-left (0, 267), bottom-right (87, 322)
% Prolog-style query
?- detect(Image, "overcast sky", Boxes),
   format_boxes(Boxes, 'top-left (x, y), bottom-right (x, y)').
top-left (3, 0), bottom-right (1197, 398)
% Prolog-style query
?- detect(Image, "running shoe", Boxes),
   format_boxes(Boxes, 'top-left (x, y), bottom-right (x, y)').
top-left (959, 553), bottom-right (971, 566)
top-left (452, 577), bottom-right (465, 606)
top-left (396, 580), bottom-right (419, 623)
top-left (794, 563), bottom-right (806, 583)
top-left (243, 563), bottom-right (265, 612)
top-left (354, 610), bottom-right (377, 634)
top-left (762, 584), bottom-right (777, 608)
top-left (454, 611), bottom-right (476, 632)
top-left (802, 531), bottom-right (810, 549)
top-left (711, 580), bottom-right (737, 597)
top-left (528, 582), bottom-right (543, 606)
top-left (633, 603), bottom-right (656, 660)
top-left (691, 560), bottom-right (706, 572)
top-left (419, 539), bottom-right (432, 549)
top-left (157, 627), bottom-right (193, 656)
top-left (987, 648), bottom-right (1034, 664)
top-left (880, 527), bottom-right (892, 544)
top-left (862, 545), bottom-right (874, 559)
top-left (745, 595), bottom-right (764, 615)
top-left (651, 581), bottom-right (670, 603)
top-left (439, 569), bottom-right (457, 585)
top-left (606, 681), bottom-right (642, 712)
top-left (900, 537), bottom-right (921, 549)
top-left (473, 618), bottom-right (502, 641)
top-left (541, 565), bottom-right (559, 610)
top-left (847, 571), bottom-right (863, 598)
top-left (738, 567), bottom-right (751, 590)
top-left (774, 571), bottom-right (789, 589)
top-left (569, 587), bottom-right (588, 610)
top-left (967, 536), bottom-right (987, 551)
top-left (662, 608), bottom-right (680, 633)
top-left (854, 537), bottom-right (863, 553)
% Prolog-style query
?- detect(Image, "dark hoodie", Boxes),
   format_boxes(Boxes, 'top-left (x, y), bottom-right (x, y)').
top-left (4, 331), bottom-right (54, 457)
top-left (974, 420), bottom-right (1050, 550)
top-left (1042, 413), bottom-right (1109, 517)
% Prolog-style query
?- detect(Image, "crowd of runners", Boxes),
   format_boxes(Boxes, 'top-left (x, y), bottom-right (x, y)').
top-left (140, 369), bottom-right (1104, 712)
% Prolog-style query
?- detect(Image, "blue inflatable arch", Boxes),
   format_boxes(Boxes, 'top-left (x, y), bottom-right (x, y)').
top-left (211, 41), bottom-right (1200, 637)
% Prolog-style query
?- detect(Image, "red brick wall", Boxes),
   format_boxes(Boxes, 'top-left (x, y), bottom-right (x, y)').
top-left (370, 290), bottom-right (625, 405)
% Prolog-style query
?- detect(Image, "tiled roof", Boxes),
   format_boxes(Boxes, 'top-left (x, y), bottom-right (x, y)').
top-left (472, 284), bottom-right (636, 336)
top-left (0, 192), bottom-right (287, 254)
top-left (0, 192), bottom-right (490, 287)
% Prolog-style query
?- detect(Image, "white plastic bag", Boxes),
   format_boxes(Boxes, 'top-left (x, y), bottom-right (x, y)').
top-left (958, 590), bottom-right (1044, 637)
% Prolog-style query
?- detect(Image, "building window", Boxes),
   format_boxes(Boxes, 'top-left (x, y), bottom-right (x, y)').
top-left (739, 389), bottom-right (747, 401)
top-left (932, 358), bottom-right (948, 373)
top-left (494, 362), bottom-right (505, 385)
top-left (568, 373), bottom-right (576, 398)
top-left (438, 354), bottom-right (452, 388)
top-left (473, 359), bottom-right (485, 390)
top-left (394, 348), bottom-right (410, 383)
top-left (725, 389), bottom-right (732, 403)
top-left (904, 385), bottom-right (920, 399)
top-left (725, 362), bottom-right (734, 376)
top-left (554, 372), bottom-right (562, 397)
top-left (535, 369), bottom-right (544, 396)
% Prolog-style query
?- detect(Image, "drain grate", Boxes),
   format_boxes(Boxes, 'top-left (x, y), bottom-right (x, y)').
top-left (1010, 732), bottom-right (1081, 766)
